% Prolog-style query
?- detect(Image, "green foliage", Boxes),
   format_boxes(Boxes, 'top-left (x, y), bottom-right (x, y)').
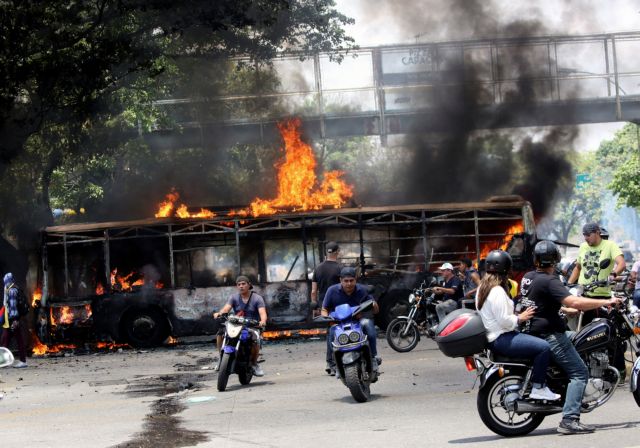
top-left (604, 124), bottom-right (640, 209)
top-left (0, 0), bottom-right (355, 240)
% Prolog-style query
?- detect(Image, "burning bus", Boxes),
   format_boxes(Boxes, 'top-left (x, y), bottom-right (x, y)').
top-left (36, 196), bottom-right (536, 347)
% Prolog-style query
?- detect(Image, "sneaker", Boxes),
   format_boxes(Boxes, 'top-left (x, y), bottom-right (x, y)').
top-left (325, 362), bottom-right (336, 375)
top-left (252, 364), bottom-right (264, 377)
top-left (529, 386), bottom-right (561, 401)
top-left (12, 361), bottom-right (27, 369)
top-left (557, 419), bottom-right (595, 435)
top-left (371, 357), bottom-right (379, 372)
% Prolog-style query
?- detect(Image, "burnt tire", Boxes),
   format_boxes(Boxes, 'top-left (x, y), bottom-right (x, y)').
top-left (344, 362), bottom-right (370, 403)
top-left (477, 373), bottom-right (545, 437)
top-left (238, 366), bottom-right (253, 385)
top-left (217, 353), bottom-right (232, 392)
top-left (386, 318), bottom-right (420, 352)
top-left (122, 308), bottom-right (170, 348)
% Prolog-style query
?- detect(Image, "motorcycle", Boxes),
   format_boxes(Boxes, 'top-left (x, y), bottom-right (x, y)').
top-left (215, 314), bottom-right (262, 392)
top-left (463, 274), bottom-right (640, 437)
top-left (386, 279), bottom-right (439, 352)
top-left (320, 299), bottom-right (379, 402)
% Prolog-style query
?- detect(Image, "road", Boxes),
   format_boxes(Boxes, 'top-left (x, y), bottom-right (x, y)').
top-left (1, 336), bottom-right (640, 448)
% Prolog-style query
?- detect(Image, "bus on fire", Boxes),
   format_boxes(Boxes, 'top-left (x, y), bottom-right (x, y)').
top-left (35, 196), bottom-right (536, 347)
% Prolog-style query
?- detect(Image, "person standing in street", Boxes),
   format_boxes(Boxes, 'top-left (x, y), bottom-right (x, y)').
top-left (310, 242), bottom-right (342, 375)
top-left (1, 273), bottom-right (27, 368)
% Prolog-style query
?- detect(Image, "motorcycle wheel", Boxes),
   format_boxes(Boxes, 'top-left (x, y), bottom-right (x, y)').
top-left (217, 353), bottom-right (232, 392)
top-left (633, 386), bottom-right (640, 407)
top-left (386, 318), bottom-right (420, 352)
top-left (238, 366), bottom-right (253, 385)
top-left (477, 372), bottom-right (545, 437)
top-left (344, 362), bottom-right (371, 403)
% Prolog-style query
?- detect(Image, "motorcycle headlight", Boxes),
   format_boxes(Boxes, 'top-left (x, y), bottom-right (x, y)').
top-left (337, 333), bottom-right (350, 345)
top-left (348, 331), bottom-right (361, 343)
top-left (408, 293), bottom-right (415, 304)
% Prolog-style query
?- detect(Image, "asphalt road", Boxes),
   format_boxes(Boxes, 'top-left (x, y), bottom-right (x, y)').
top-left (1, 336), bottom-right (640, 448)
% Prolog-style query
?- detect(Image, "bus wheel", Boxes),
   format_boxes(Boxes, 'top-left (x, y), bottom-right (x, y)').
top-left (377, 292), bottom-right (411, 330)
top-left (122, 308), bottom-right (170, 348)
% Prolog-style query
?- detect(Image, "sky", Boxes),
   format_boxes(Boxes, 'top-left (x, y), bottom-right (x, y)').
top-left (333, 0), bottom-right (640, 151)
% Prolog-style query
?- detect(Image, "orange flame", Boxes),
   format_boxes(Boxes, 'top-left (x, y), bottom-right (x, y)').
top-left (96, 342), bottom-right (130, 350)
top-left (240, 119), bottom-right (353, 216)
top-left (96, 283), bottom-right (104, 295)
top-left (165, 336), bottom-right (178, 345)
top-left (262, 328), bottom-right (326, 340)
top-left (110, 268), bottom-right (163, 292)
top-left (31, 288), bottom-right (42, 307)
top-left (50, 304), bottom-right (93, 327)
top-left (479, 222), bottom-right (525, 260)
top-left (31, 334), bottom-right (77, 356)
top-left (154, 188), bottom-right (216, 219)
top-left (153, 119), bottom-right (353, 220)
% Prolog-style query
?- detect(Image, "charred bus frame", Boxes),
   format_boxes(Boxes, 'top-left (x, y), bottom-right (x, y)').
top-left (38, 198), bottom-right (535, 346)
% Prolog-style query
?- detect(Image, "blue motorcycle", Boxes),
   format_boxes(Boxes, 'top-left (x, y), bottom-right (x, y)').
top-left (216, 314), bottom-right (261, 392)
top-left (328, 299), bottom-right (379, 402)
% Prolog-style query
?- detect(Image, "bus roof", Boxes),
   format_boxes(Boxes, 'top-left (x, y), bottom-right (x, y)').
top-left (44, 197), bottom-right (531, 234)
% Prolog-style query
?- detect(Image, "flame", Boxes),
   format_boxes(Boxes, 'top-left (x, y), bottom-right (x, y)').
top-left (262, 328), bottom-right (326, 340)
top-left (153, 119), bottom-right (353, 220)
top-left (240, 119), bottom-right (353, 216)
top-left (479, 222), bottom-right (525, 260)
top-left (96, 342), bottom-right (130, 350)
top-left (31, 334), bottom-right (77, 356)
top-left (50, 304), bottom-right (92, 327)
top-left (110, 268), bottom-right (163, 292)
top-left (31, 288), bottom-right (42, 307)
top-left (96, 283), bottom-right (104, 295)
top-left (154, 188), bottom-right (216, 219)
top-left (165, 336), bottom-right (178, 345)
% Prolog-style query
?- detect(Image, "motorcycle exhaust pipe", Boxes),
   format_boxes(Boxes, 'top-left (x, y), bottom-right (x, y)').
top-left (514, 400), bottom-right (563, 415)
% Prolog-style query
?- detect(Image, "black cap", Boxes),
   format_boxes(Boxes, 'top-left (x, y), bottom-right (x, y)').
top-left (326, 241), bottom-right (340, 253)
top-left (582, 222), bottom-right (600, 235)
top-left (236, 275), bottom-right (251, 284)
top-left (339, 267), bottom-right (356, 278)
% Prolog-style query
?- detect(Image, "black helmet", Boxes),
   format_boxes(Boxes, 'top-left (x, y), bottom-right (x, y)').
top-left (534, 240), bottom-right (561, 267)
top-left (485, 250), bottom-right (512, 275)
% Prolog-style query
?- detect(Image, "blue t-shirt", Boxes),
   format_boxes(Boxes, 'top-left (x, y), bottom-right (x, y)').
top-left (442, 276), bottom-right (463, 302)
top-left (322, 283), bottom-right (373, 312)
top-left (226, 292), bottom-right (266, 321)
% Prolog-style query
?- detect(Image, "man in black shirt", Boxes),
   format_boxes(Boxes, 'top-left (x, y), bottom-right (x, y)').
top-left (520, 240), bottom-right (621, 435)
top-left (311, 241), bottom-right (342, 375)
top-left (434, 262), bottom-right (463, 321)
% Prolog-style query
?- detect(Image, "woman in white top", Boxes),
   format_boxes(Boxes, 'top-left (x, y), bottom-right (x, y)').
top-left (476, 250), bottom-right (559, 401)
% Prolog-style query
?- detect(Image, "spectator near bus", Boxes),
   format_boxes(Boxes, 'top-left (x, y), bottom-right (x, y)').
top-left (310, 242), bottom-right (342, 375)
top-left (2, 273), bottom-right (27, 368)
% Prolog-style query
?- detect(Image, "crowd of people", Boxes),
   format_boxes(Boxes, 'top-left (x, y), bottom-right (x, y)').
top-left (4, 221), bottom-right (639, 436)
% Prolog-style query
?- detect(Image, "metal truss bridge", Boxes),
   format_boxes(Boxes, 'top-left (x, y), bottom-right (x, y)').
top-left (147, 31), bottom-right (640, 148)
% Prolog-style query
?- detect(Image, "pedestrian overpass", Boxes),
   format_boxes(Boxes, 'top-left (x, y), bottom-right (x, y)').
top-left (147, 31), bottom-right (640, 148)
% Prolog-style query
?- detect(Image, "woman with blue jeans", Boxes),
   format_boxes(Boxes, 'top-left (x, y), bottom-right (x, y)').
top-left (476, 250), bottom-right (560, 401)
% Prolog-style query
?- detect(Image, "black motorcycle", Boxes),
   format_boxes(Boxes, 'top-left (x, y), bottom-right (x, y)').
top-left (386, 279), bottom-right (439, 352)
top-left (468, 278), bottom-right (640, 437)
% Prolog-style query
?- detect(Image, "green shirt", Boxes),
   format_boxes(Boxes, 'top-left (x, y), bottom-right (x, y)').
top-left (576, 239), bottom-right (623, 296)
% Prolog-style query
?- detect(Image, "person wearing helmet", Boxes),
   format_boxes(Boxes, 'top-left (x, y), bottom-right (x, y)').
top-left (519, 240), bottom-right (622, 435)
top-left (476, 250), bottom-right (560, 401)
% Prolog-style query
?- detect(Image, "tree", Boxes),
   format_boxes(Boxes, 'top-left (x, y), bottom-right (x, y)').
top-left (0, 1), bottom-right (355, 238)
top-left (607, 124), bottom-right (640, 209)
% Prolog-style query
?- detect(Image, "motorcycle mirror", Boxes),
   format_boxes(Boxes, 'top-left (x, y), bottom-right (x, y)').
top-left (599, 259), bottom-right (611, 270)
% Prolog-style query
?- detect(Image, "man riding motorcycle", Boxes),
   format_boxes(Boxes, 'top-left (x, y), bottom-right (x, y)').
top-left (519, 240), bottom-right (622, 434)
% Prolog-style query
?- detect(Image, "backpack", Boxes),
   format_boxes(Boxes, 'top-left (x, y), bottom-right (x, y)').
top-left (15, 287), bottom-right (30, 318)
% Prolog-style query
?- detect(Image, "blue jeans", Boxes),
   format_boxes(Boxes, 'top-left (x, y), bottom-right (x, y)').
top-left (545, 332), bottom-right (588, 420)
top-left (326, 318), bottom-right (378, 365)
top-left (489, 331), bottom-right (551, 386)
top-left (633, 289), bottom-right (640, 308)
